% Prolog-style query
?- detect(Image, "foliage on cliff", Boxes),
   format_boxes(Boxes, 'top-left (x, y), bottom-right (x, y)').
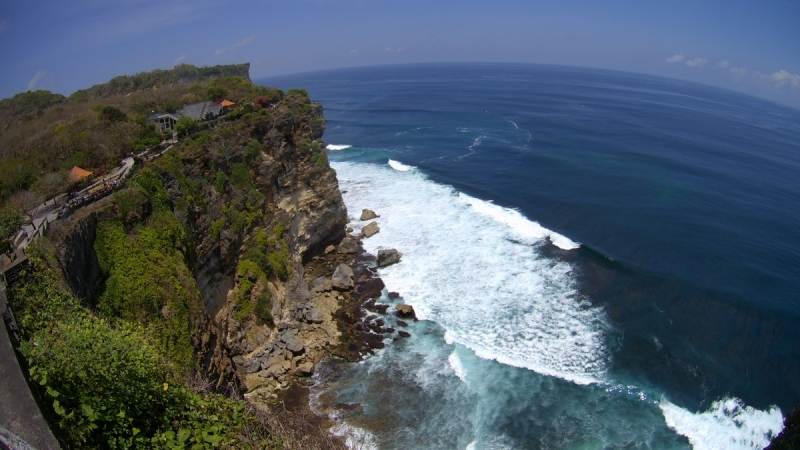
top-left (0, 63), bottom-right (279, 207)
top-left (8, 245), bottom-right (285, 449)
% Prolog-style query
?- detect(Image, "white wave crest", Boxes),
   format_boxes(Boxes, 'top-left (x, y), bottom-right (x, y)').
top-left (448, 351), bottom-right (468, 382)
top-left (660, 397), bottom-right (783, 450)
top-left (326, 144), bottom-right (352, 151)
top-left (461, 195), bottom-right (580, 250)
top-left (388, 159), bottom-right (415, 171)
top-left (333, 161), bottom-right (607, 385)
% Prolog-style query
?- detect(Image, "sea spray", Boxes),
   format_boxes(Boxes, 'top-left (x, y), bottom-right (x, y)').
top-left (336, 160), bottom-right (608, 384)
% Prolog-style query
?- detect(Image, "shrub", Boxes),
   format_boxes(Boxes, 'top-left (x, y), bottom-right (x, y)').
top-left (213, 170), bottom-right (226, 193)
top-left (26, 316), bottom-right (170, 449)
top-left (244, 139), bottom-right (261, 158)
top-left (175, 116), bottom-right (197, 137)
top-left (229, 163), bottom-right (252, 191)
top-left (254, 292), bottom-right (273, 326)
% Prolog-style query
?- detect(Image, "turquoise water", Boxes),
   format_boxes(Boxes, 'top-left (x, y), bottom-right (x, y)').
top-left (260, 64), bottom-right (800, 449)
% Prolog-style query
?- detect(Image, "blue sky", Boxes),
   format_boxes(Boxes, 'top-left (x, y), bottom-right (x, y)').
top-left (1, 0), bottom-right (799, 109)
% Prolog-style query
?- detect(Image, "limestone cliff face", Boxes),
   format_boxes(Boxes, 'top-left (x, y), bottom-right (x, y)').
top-left (53, 92), bottom-right (352, 399)
top-left (165, 95), bottom-right (355, 399)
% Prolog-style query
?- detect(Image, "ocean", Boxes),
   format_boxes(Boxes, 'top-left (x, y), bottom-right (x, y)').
top-left (259, 63), bottom-right (800, 449)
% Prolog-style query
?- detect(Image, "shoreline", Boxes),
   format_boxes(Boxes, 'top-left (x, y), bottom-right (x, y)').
top-left (272, 230), bottom-right (407, 446)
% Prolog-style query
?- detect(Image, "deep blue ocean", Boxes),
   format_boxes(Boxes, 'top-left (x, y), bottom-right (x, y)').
top-left (260, 63), bottom-right (800, 449)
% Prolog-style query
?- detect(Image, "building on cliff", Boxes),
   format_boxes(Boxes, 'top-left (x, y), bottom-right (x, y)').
top-left (176, 100), bottom-right (224, 121)
top-left (145, 112), bottom-right (179, 131)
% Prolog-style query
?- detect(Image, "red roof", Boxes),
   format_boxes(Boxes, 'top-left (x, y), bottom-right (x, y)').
top-left (67, 166), bottom-right (92, 183)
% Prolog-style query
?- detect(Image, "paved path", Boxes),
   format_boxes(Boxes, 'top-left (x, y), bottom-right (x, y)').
top-left (1, 287), bottom-right (60, 449)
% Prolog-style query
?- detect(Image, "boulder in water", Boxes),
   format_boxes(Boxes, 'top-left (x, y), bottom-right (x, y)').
top-left (361, 221), bottom-right (380, 238)
top-left (377, 248), bottom-right (403, 267)
top-left (360, 209), bottom-right (379, 220)
top-left (396, 303), bottom-right (416, 318)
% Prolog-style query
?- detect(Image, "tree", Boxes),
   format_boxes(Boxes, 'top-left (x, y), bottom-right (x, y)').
top-left (207, 85), bottom-right (227, 102)
top-left (0, 207), bottom-right (23, 252)
top-left (100, 105), bottom-right (128, 123)
top-left (174, 116), bottom-right (197, 137)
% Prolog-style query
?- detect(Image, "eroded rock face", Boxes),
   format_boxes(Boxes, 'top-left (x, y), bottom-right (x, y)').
top-left (377, 248), bottom-right (403, 267)
top-left (331, 264), bottom-right (354, 289)
top-left (360, 209), bottom-right (378, 221)
top-left (361, 221), bottom-right (380, 238)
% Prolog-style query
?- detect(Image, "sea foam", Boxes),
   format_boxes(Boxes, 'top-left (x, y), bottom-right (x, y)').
top-left (388, 159), bottom-right (415, 171)
top-left (326, 144), bottom-right (352, 151)
top-left (334, 160), bottom-right (607, 385)
top-left (660, 397), bottom-right (783, 450)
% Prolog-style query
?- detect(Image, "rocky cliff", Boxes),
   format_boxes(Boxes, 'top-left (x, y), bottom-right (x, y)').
top-left (52, 90), bottom-right (364, 404)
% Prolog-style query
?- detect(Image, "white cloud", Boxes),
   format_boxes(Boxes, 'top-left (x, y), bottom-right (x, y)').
top-left (214, 36), bottom-right (255, 56)
top-left (686, 58), bottom-right (707, 67)
top-left (730, 67), bottom-right (747, 77)
top-left (173, 54), bottom-right (189, 66)
top-left (755, 70), bottom-right (800, 89)
top-left (666, 53), bottom-right (686, 63)
top-left (384, 47), bottom-right (408, 53)
top-left (716, 60), bottom-right (730, 69)
top-left (27, 70), bottom-right (47, 90)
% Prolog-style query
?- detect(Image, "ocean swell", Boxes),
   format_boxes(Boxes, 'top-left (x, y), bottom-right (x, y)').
top-left (334, 160), bottom-right (607, 385)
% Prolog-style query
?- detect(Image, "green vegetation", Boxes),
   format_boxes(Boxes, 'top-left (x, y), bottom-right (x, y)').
top-left (9, 246), bottom-right (283, 449)
top-left (244, 139), bottom-right (261, 158)
top-left (0, 206), bottom-right (22, 252)
top-left (0, 64), bottom-right (276, 208)
top-left (175, 116), bottom-right (198, 137)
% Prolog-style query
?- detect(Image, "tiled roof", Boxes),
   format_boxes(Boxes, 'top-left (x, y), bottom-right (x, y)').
top-left (176, 101), bottom-right (223, 121)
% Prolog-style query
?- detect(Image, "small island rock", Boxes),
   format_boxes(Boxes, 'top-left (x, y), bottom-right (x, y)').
top-left (396, 303), bottom-right (416, 318)
top-left (360, 209), bottom-right (379, 220)
top-left (377, 249), bottom-right (403, 267)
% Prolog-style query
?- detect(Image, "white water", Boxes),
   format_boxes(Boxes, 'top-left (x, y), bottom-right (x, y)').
top-left (326, 144), bottom-right (353, 151)
top-left (448, 351), bottom-right (468, 383)
top-left (387, 159), bottom-right (415, 171)
top-left (660, 398), bottom-right (783, 450)
top-left (335, 160), bottom-right (608, 385)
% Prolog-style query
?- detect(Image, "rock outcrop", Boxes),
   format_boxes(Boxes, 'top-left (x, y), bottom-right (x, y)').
top-left (331, 264), bottom-right (354, 290)
top-left (361, 221), bottom-right (380, 238)
top-left (377, 248), bottom-right (402, 267)
top-left (360, 209), bottom-right (378, 221)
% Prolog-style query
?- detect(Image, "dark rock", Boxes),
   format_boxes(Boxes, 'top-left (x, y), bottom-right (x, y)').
top-left (360, 209), bottom-right (379, 220)
top-left (374, 303), bottom-right (390, 314)
top-left (356, 278), bottom-right (385, 299)
top-left (375, 318), bottom-right (385, 327)
top-left (361, 221), bottom-right (380, 238)
top-left (388, 292), bottom-right (400, 300)
top-left (396, 303), bottom-right (416, 318)
top-left (331, 263), bottom-right (354, 289)
top-left (354, 322), bottom-right (364, 331)
top-left (360, 332), bottom-right (385, 349)
top-left (377, 248), bottom-right (403, 267)
top-left (397, 320), bottom-right (409, 328)
top-left (398, 331), bottom-right (411, 338)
